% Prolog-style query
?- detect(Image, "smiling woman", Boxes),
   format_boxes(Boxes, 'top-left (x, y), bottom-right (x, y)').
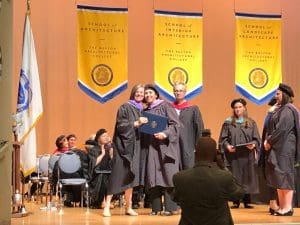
top-left (142, 84), bottom-right (180, 216)
top-left (219, 98), bottom-right (261, 209)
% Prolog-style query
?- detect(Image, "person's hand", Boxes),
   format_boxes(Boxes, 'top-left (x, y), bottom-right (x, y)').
top-left (264, 140), bottom-right (271, 151)
top-left (227, 144), bottom-right (235, 153)
top-left (134, 117), bottom-right (148, 127)
top-left (246, 143), bottom-right (256, 150)
top-left (154, 132), bottom-right (167, 140)
top-left (139, 117), bottom-right (148, 124)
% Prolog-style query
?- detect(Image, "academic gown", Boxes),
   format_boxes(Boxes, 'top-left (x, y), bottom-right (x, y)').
top-left (142, 101), bottom-right (180, 188)
top-left (107, 102), bottom-right (144, 195)
top-left (264, 103), bottom-right (300, 190)
top-left (88, 145), bottom-right (112, 206)
top-left (175, 104), bottom-right (204, 169)
top-left (219, 118), bottom-right (260, 194)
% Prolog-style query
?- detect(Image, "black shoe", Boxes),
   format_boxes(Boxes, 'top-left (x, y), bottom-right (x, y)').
top-left (64, 201), bottom-right (73, 207)
top-left (230, 203), bottom-right (240, 209)
top-left (274, 209), bottom-right (294, 216)
top-left (244, 204), bottom-right (254, 209)
top-left (150, 211), bottom-right (159, 216)
top-left (269, 208), bottom-right (279, 215)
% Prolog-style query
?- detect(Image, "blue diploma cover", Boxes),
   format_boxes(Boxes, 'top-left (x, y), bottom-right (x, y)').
top-left (139, 111), bottom-right (168, 135)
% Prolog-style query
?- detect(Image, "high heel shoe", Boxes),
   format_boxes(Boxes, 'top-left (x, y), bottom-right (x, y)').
top-left (230, 202), bottom-right (240, 209)
top-left (269, 208), bottom-right (276, 215)
top-left (269, 207), bottom-right (280, 215)
top-left (274, 209), bottom-right (294, 216)
top-left (125, 208), bottom-right (138, 216)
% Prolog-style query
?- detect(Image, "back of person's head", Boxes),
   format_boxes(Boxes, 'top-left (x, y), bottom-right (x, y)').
top-left (195, 129), bottom-right (217, 162)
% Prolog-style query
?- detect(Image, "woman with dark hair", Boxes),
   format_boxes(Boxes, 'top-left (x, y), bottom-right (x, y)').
top-left (103, 84), bottom-right (148, 217)
top-left (53, 135), bottom-right (69, 154)
top-left (142, 84), bottom-right (180, 216)
top-left (264, 83), bottom-right (300, 216)
top-left (88, 129), bottom-right (113, 209)
top-left (219, 98), bottom-right (261, 209)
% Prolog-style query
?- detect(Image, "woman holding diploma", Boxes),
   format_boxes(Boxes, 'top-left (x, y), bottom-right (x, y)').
top-left (142, 84), bottom-right (180, 216)
top-left (103, 84), bottom-right (148, 217)
top-left (219, 98), bottom-right (261, 208)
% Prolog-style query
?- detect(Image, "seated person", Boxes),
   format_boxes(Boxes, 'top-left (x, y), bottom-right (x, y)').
top-left (172, 130), bottom-right (245, 225)
top-left (52, 135), bottom-right (86, 207)
top-left (88, 129), bottom-right (113, 209)
top-left (67, 134), bottom-right (78, 150)
top-left (53, 135), bottom-right (69, 154)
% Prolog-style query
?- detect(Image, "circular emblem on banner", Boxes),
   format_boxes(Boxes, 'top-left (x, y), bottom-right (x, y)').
top-left (91, 64), bottom-right (113, 86)
top-left (248, 68), bottom-right (268, 89)
top-left (168, 67), bottom-right (188, 86)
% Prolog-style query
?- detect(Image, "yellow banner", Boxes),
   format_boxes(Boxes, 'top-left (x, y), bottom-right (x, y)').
top-left (77, 5), bottom-right (128, 103)
top-left (154, 10), bottom-right (203, 101)
top-left (235, 13), bottom-right (282, 105)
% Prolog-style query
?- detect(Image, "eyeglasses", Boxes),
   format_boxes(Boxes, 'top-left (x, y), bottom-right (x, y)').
top-left (174, 90), bottom-right (185, 93)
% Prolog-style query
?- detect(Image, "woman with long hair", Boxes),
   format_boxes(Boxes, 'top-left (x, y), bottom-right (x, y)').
top-left (264, 83), bottom-right (300, 216)
top-left (219, 98), bottom-right (261, 208)
top-left (103, 84), bottom-right (148, 217)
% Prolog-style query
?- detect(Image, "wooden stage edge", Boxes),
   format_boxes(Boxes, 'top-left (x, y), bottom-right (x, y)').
top-left (11, 202), bottom-right (300, 225)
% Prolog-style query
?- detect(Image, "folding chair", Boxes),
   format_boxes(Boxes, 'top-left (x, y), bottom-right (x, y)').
top-left (57, 151), bottom-right (89, 212)
top-left (29, 154), bottom-right (50, 203)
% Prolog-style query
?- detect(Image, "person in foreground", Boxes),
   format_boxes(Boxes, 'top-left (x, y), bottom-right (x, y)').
top-left (172, 131), bottom-right (245, 225)
top-left (264, 83), bottom-right (300, 216)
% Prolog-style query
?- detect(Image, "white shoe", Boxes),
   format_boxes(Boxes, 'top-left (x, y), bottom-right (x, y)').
top-left (103, 207), bottom-right (111, 217)
top-left (126, 208), bottom-right (138, 216)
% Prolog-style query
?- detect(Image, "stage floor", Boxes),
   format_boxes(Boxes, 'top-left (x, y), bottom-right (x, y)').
top-left (11, 202), bottom-right (300, 225)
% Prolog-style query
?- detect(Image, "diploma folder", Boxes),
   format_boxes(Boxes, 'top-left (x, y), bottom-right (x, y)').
top-left (139, 111), bottom-right (168, 135)
top-left (234, 142), bottom-right (255, 149)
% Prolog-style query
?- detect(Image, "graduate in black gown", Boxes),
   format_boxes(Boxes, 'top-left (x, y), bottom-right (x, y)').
top-left (103, 84), bottom-right (148, 217)
top-left (219, 98), bottom-right (260, 209)
top-left (88, 129), bottom-right (113, 209)
top-left (171, 82), bottom-right (204, 169)
top-left (264, 83), bottom-right (300, 216)
top-left (143, 84), bottom-right (180, 216)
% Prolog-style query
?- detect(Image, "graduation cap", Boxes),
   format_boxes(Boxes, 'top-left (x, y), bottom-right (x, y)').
top-left (278, 83), bottom-right (294, 97)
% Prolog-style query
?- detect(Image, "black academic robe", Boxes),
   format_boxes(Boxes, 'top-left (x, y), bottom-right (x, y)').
top-left (219, 118), bottom-right (260, 194)
top-left (107, 102), bottom-right (143, 195)
top-left (142, 101), bottom-right (180, 188)
top-left (265, 103), bottom-right (300, 190)
top-left (177, 105), bottom-right (204, 169)
top-left (88, 145), bottom-right (111, 206)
